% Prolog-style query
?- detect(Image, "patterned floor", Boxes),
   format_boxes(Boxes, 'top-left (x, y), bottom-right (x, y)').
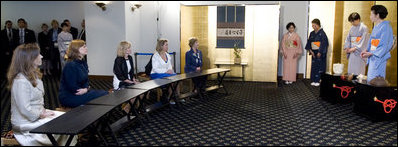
top-left (1, 76), bottom-right (397, 146)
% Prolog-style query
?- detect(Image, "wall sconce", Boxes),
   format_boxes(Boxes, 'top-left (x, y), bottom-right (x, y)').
top-left (131, 3), bottom-right (142, 12)
top-left (95, 2), bottom-right (106, 11)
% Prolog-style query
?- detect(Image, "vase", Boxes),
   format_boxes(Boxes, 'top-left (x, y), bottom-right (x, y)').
top-left (234, 57), bottom-right (241, 64)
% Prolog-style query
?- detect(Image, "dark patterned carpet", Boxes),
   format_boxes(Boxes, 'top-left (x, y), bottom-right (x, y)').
top-left (1, 76), bottom-right (397, 146)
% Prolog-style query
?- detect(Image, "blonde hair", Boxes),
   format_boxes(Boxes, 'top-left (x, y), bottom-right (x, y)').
top-left (188, 37), bottom-right (198, 48)
top-left (67, 40), bottom-right (85, 61)
top-left (117, 41), bottom-right (132, 57)
top-left (51, 19), bottom-right (59, 27)
top-left (7, 43), bottom-right (42, 89)
top-left (155, 38), bottom-right (168, 53)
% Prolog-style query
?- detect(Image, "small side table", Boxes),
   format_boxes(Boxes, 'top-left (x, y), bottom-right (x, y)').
top-left (214, 61), bottom-right (248, 82)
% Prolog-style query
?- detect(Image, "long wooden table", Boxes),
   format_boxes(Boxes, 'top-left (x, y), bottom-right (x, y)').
top-left (30, 105), bottom-right (114, 146)
top-left (30, 68), bottom-right (231, 146)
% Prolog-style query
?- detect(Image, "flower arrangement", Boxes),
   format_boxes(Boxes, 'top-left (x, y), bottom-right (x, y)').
top-left (233, 40), bottom-right (242, 59)
top-left (233, 40), bottom-right (242, 64)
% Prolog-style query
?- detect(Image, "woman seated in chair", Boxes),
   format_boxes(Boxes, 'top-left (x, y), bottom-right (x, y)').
top-left (150, 38), bottom-right (181, 104)
top-left (58, 40), bottom-right (108, 108)
top-left (8, 43), bottom-right (77, 146)
top-left (113, 41), bottom-right (147, 113)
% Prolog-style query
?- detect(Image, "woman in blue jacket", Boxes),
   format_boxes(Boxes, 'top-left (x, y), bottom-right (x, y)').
top-left (58, 40), bottom-right (108, 107)
top-left (184, 37), bottom-right (207, 94)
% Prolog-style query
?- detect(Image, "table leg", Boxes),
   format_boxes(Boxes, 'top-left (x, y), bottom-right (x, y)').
top-left (139, 91), bottom-right (151, 121)
top-left (46, 134), bottom-right (59, 146)
top-left (104, 115), bottom-right (120, 146)
top-left (91, 121), bottom-right (109, 146)
top-left (168, 81), bottom-right (182, 109)
top-left (65, 135), bottom-right (75, 146)
top-left (128, 99), bottom-right (144, 126)
top-left (217, 72), bottom-right (228, 95)
top-left (242, 65), bottom-right (245, 82)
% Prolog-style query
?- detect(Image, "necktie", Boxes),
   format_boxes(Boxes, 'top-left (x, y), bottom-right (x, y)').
top-left (8, 29), bottom-right (12, 41)
top-left (19, 29), bottom-right (24, 44)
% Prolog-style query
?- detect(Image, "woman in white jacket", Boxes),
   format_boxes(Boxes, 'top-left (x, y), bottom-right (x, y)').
top-left (150, 38), bottom-right (181, 104)
top-left (7, 43), bottom-right (77, 146)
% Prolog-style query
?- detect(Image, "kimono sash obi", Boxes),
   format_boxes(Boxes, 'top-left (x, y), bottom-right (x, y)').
top-left (311, 41), bottom-right (320, 50)
top-left (285, 40), bottom-right (298, 48)
top-left (370, 39), bottom-right (380, 51)
top-left (351, 37), bottom-right (361, 46)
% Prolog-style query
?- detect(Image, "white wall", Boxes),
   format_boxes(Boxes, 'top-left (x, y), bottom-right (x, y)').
top-left (1, 1), bottom-right (84, 40)
top-left (1, 1), bottom-right (310, 77)
top-left (84, 1), bottom-right (181, 75)
top-left (180, 1), bottom-right (279, 5)
top-left (278, 1), bottom-right (309, 77)
top-left (308, 1), bottom-right (335, 75)
top-left (136, 1), bottom-right (181, 73)
top-left (125, 1), bottom-right (141, 73)
top-left (85, 1), bottom-right (126, 75)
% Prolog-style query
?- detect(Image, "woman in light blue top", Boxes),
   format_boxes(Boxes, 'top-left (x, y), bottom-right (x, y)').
top-left (361, 5), bottom-right (394, 83)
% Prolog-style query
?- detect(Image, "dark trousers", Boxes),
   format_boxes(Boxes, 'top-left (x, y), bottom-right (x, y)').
top-left (50, 47), bottom-right (61, 76)
top-left (192, 75), bottom-right (207, 93)
top-left (310, 50), bottom-right (326, 83)
top-left (60, 90), bottom-right (108, 108)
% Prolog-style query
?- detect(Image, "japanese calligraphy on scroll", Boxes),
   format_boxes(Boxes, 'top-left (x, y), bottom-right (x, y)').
top-left (217, 6), bottom-right (245, 48)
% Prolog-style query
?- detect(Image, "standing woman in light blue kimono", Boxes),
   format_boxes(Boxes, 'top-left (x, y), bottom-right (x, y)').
top-left (361, 5), bottom-right (394, 82)
top-left (305, 19), bottom-right (329, 86)
top-left (344, 12), bottom-right (369, 75)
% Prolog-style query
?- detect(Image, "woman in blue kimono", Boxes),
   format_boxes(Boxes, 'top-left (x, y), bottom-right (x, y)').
top-left (305, 19), bottom-right (329, 86)
top-left (59, 40), bottom-right (108, 107)
top-left (361, 5), bottom-right (394, 83)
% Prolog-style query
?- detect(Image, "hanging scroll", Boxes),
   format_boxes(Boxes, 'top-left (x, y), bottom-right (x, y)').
top-left (217, 6), bottom-right (245, 48)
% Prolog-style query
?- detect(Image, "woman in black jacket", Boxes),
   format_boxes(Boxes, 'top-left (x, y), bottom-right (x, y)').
top-left (113, 41), bottom-right (139, 89)
top-left (113, 41), bottom-right (145, 113)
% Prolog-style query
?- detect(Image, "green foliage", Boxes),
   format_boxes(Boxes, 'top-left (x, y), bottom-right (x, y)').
top-left (233, 40), bottom-right (242, 58)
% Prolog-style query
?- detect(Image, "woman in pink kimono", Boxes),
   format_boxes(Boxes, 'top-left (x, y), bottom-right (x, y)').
top-left (281, 22), bottom-right (303, 84)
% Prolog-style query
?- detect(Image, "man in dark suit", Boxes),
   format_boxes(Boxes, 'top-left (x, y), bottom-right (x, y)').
top-left (63, 19), bottom-right (78, 39)
top-left (17, 18), bottom-right (36, 45)
top-left (78, 19), bottom-right (87, 61)
top-left (78, 19), bottom-right (85, 41)
top-left (48, 20), bottom-right (62, 76)
top-left (1, 20), bottom-right (19, 78)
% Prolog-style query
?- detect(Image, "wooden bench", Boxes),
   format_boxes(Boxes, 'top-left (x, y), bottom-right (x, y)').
top-left (1, 131), bottom-right (19, 146)
top-left (55, 107), bottom-right (72, 112)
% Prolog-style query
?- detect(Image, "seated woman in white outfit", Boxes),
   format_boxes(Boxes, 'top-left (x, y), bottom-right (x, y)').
top-left (7, 43), bottom-right (77, 146)
top-left (150, 38), bottom-right (181, 104)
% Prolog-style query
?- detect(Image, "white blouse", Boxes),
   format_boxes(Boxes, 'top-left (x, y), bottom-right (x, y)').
top-left (151, 51), bottom-right (173, 74)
